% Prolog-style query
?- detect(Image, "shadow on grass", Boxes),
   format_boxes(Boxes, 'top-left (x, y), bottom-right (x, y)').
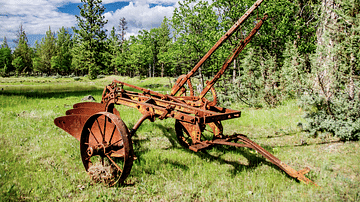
top-left (294, 139), bottom-right (344, 147)
top-left (0, 89), bottom-right (103, 99)
top-left (189, 146), bottom-right (298, 182)
top-left (195, 146), bottom-right (265, 175)
top-left (132, 136), bottom-right (151, 160)
top-left (141, 123), bottom-right (298, 182)
top-left (130, 124), bottom-right (315, 185)
top-left (154, 123), bottom-right (180, 149)
top-left (0, 183), bottom-right (31, 202)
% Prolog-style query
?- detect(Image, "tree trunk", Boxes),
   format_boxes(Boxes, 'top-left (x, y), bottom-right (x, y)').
top-left (315, 0), bottom-right (339, 98)
top-left (148, 64), bottom-right (151, 77)
top-left (152, 62), bottom-right (155, 77)
top-left (161, 63), bottom-right (164, 77)
top-left (233, 59), bottom-right (236, 83)
top-left (199, 66), bottom-right (204, 90)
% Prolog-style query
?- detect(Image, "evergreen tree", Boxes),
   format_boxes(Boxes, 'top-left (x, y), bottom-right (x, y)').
top-left (74, 0), bottom-right (108, 79)
top-left (118, 17), bottom-right (127, 45)
top-left (171, 0), bottom-right (220, 86)
top-left (142, 29), bottom-right (159, 78)
top-left (280, 41), bottom-right (308, 98)
top-left (12, 24), bottom-right (33, 75)
top-left (114, 39), bottom-right (130, 76)
top-left (300, 0), bottom-right (360, 141)
top-left (0, 37), bottom-right (13, 76)
top-left (129, 33), bottom-right (152, 77)
top-left (1, 37), bottom-right (9, 49)
top-left (71, 34), bottom-right (88, 75)
top-left (51, 27), bottom-right (73, 74)
top-left (33, 27), bottom-right (56, 74)
top-left (112, 17), bottom-right (128, 75)
top-left (157, 17), bottom-right (171, 77)
top-left (106, 26), bottom-right (120, 74)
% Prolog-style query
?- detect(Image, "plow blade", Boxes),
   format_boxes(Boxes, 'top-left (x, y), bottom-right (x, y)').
top-left (54, 102), bottom-right (120, 140)
top-left (54, 115), bottom-right (89, 141)
top-left (72, 102), bottom-right (120, 117)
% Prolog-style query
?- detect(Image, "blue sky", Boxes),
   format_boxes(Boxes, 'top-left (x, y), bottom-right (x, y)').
top-left (0, 0), bottom-right (178, 49)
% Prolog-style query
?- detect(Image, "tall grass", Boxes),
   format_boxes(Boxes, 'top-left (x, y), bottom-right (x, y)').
top-left (0, 76), bottom-right (359, 201)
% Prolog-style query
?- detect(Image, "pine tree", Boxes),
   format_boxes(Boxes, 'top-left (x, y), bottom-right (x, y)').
top-left (75, 0), bottom-right (108, 79)
top-left (157, 17), bottom-right (171, 77)
top-left (12, 24), bottom-right (33, 75)
top-left (114, 39), bottom-right (130, 76)
top-left (281, 41), bottom-right (308, 98)
top-left (0, 37), bottom-right (13, 76)
top-left (51, 27), bottom-right (73, 74)
top-left (300, 0), bottom-right (360, 141)
top-left (110, 17), bottom-right (128, 75)
top-left (171, 0), bottom-right (220, 86)
top-left (71, 34), bottom-right (88, 75)
top-left (33, 27), bottom-right (56, 74)
top-left (118, 17), bottom-right (127, 45)
top-left (106, 26), bottom-right (120, 74)
top-left (1, 37), bottom-right (9, 49)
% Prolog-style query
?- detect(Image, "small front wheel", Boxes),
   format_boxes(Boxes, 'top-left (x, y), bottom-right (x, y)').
top-left (80, 112), bottom-right (133, 186)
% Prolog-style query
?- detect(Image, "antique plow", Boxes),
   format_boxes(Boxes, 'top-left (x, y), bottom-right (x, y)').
top-left (55, 0), bottom-right (317, 186)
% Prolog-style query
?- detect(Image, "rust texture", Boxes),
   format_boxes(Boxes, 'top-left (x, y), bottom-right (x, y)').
top-left (54, 0), bottom-right (317, 186)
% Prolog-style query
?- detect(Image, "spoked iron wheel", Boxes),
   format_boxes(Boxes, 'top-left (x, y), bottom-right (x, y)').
top-left (80, 112), bottom-right (133, 186)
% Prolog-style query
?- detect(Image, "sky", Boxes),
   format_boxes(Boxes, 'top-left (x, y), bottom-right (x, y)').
top-left (0, 0), bottom-right (180, 49)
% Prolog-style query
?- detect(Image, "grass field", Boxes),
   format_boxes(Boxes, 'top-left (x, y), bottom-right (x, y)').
top-left (0, 76), bottom-right (359, 201)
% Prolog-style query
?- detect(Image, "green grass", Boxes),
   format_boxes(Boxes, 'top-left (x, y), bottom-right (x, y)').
top-left (0, 75), bottom-right (173, 94)
top-left (0, 76), bottom-right (359, 201)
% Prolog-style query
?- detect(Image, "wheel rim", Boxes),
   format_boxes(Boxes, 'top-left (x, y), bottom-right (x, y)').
top-left (80, 112), bottom-right (133, 186)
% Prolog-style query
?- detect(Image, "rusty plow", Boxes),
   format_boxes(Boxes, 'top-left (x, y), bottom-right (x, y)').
top-left (54, 0), bottom-right (317, 187)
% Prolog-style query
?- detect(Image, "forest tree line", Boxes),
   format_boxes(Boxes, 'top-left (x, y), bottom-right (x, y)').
top-left (0, 0), bottom-right (359, 139)
top-left (0, 0), bottom-right (328, 79)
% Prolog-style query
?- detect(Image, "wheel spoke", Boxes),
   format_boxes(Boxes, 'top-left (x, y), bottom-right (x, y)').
top-left (108, 124), bottom-right (116, 144)
top-left (88, 128), bottom-right (100, 144)
top-left (108, 139), bottom-right (123, 148)
top-left (103, 116), bottom-right (107, 142)
top-left (96, 118), bottom-right (105, 141)
top-left (105, 153), bottom-right (123, 173)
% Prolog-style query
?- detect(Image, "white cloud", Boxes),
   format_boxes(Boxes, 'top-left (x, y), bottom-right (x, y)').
top-left (103, 1), bottom-right (176, 38)
top-left (0, 0), bottom-right (179, 47)
top-left (101, 0), bottom-right (178, 5)
top-left (0, 0), bottom-right (77, 43)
